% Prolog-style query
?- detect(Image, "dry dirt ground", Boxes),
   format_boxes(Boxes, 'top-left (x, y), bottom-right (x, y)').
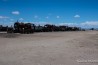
top-left (0, 31), bottom-right (98, 65)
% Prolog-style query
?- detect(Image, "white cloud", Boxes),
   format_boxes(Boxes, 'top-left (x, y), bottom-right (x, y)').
top-left (58, 22), bottom-right (78, 26)
top-left (32, 21), bottom-right (52, 26)
top-left (0, 16), bottom-right (9, 19)
top-left (19, 18), bottom-right (24, 21)
top-left (34, 15), bottom-right (38, 18)
top-left (56, 16), bottom-right (60, 18)
top-left (10, 22), bottom-right (14, 24)
top-left (74, 15), bottom-right (80, 18)
top-left (10, 19), bottom-right (14, 21)
top-left (12, 11), bottom-right (20, 15)
top-left (46, 16), bottom-right (49, 19)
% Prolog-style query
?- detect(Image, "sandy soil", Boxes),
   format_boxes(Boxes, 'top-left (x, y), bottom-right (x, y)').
top-left (0, 31), bottom-right (98, 65)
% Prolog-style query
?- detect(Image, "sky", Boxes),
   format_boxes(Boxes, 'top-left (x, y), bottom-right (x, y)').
top-left (0, 0), bottom-right (98, 28)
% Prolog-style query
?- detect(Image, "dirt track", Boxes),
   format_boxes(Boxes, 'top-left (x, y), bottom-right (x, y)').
top-left (0, 31), bottom-right (98, 65)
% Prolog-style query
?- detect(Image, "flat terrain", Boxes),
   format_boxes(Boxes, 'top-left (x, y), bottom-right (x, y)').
top-left (0, 31), bottom-right (98, 65)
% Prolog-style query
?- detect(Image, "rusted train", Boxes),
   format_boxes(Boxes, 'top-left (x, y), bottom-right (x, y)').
top-left (0, 22), bottom-right (81, 34)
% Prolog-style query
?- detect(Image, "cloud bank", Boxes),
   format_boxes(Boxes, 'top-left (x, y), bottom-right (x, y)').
top-left (0, 16), bottom-right (9, 19)
top-left (58, 21), bottom-right (98, 28)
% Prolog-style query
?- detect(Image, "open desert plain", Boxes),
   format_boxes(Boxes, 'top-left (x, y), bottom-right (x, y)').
top-left (0, 31), bottom-right (98, 65)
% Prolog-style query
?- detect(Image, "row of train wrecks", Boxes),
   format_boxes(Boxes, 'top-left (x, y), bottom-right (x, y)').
top-left (0, 21), bottom-right (84, 34)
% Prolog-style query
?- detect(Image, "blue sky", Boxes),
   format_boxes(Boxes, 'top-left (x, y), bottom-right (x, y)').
top-left (0, 0), bottom-right (98, 28)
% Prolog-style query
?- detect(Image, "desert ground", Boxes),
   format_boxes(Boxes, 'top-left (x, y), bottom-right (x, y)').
top-left (0, 31), bottom-right (98, 65)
